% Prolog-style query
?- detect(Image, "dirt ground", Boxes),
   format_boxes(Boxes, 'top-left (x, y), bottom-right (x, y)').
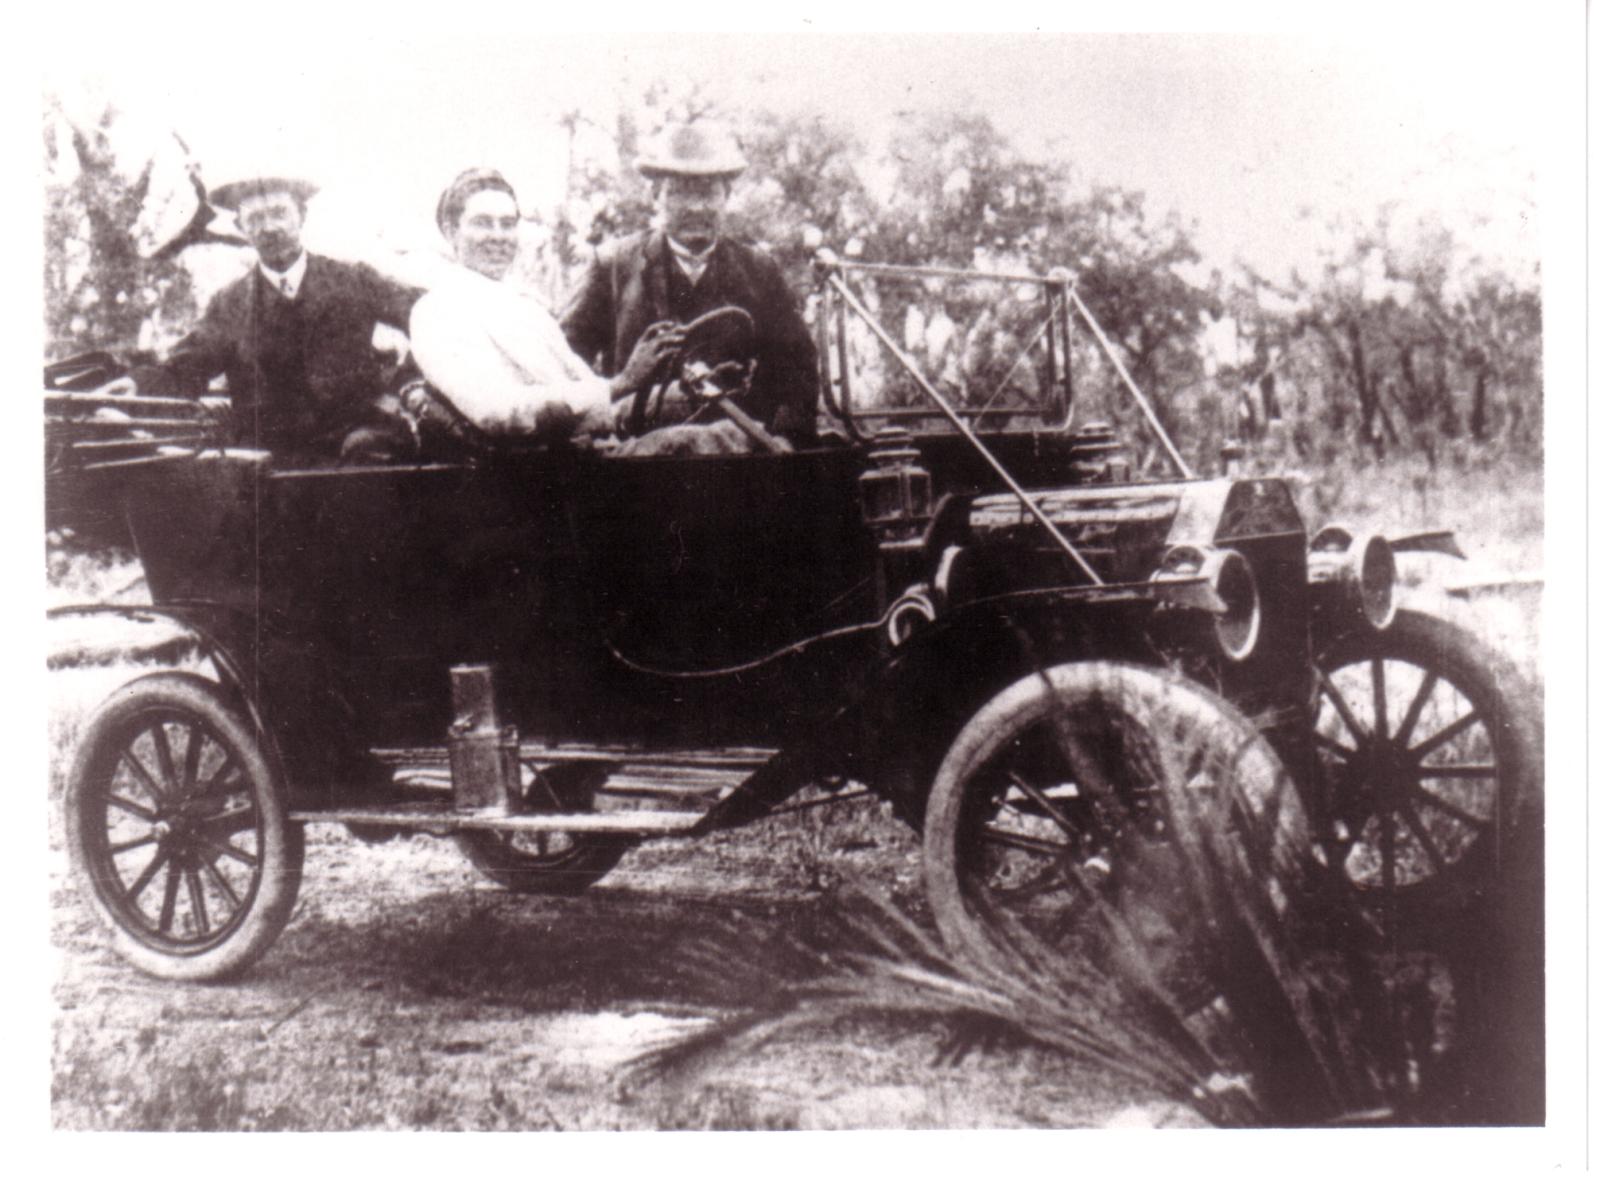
top-left (49, 796), bottom-right (1168, 1132)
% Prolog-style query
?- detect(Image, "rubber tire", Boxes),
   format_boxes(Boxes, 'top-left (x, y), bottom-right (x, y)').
top-left (64, 672), bottom-right (304, 981)
top-left (923, 661), bottom-right (1306, 970)
top-left (1312, 607), bottom-right (1541, 916)
top-left (454, 831), bottom-right (631, 896)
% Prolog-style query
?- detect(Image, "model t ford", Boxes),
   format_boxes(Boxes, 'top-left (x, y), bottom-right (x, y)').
top-left (47, 254), bottom-right (1538, 982)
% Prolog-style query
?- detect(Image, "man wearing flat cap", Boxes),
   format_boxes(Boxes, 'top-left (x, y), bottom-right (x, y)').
top-left (561, 119), bottom-right (819, 447)
top-left (129, 174), bottom-right (421, 464)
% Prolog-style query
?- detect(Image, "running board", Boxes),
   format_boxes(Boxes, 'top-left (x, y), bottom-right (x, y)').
top-left (289, 801), bottom-right (702, 837)
top-left (374, 744), bottom-right (768, 812)
top-left (386, 765), bottom-right (743, 811)
top-left (373, 743), bottom-right (778, 771)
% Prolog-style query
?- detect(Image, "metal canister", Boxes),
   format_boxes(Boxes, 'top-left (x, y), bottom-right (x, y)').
top-left (447, 664), bottom-right (523, 813)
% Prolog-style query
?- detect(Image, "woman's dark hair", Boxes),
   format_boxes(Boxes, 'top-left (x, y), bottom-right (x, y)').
top-left (436, 167), bottom-right (518, 237)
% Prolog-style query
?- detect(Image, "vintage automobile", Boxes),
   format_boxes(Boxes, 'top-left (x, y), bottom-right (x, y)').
top-left (46, 256), bottom-right (1539, 982)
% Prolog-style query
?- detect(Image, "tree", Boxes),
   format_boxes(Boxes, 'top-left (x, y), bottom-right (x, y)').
top-left (733, 109), bottom-right (875, 289)
top-left (43, 91), bottom-right (207, 362)
top-left (1233, 206), bottom-right (1542, 462)
top-left (1047, 185), bottom-right (1217, 438)
top-left (859, 110), bottom-right (1216, 442)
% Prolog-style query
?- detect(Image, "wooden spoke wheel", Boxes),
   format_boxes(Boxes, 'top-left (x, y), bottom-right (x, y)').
top-left (923, 662), bottom-right (1307, 976)
top-left (1312, 609), bottom-right (1539, 920)
top-left (64, 673), bottom-right (303, 981)
top-left (455, 762), bottom-right (631, 896)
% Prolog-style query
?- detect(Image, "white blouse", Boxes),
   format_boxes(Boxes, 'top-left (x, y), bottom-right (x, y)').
top-left (409, 266), bottom-right (612, 434)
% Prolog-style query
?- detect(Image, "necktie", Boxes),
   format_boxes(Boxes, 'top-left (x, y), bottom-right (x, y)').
top-left (669, 239), bottom-right (712, 285)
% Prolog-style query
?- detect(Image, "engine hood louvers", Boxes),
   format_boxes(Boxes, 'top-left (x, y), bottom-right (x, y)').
top-left (967, 485), bottom-right (1184, 531)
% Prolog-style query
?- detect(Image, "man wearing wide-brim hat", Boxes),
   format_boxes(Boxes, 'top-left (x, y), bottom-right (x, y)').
top-left (560, 119), bottom-right (819, 446)
top-left (129, 171), bottom-right (421, 465)
top-left (124, 169), bottom-right (428, 802)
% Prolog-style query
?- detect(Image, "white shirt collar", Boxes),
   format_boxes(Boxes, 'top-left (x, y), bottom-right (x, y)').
top-left (259, 252), bottom-right (309, 299)
top-left (667, 236), bottom-right (716, 285)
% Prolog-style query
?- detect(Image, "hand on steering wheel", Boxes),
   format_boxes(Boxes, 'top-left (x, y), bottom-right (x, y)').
top-left (613, 320), bottom-right (686, 400)
top-left (619, 307), bottom-right (786, 454)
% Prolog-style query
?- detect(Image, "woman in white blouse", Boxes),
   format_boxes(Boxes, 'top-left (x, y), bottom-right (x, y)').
top-left (409, 168), bottom-right (679, 437)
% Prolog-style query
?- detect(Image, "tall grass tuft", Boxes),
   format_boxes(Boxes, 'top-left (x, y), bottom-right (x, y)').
top-left (627, 672), bottom-right (1519, 1127)
top-left (628, 885), bottom-right (1271, 1126)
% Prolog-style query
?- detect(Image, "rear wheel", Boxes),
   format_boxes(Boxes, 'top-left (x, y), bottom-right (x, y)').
top-left (455, 830), bottom-right (631, 896)
top-left (1312, 608), bottom-right (1540, 920)
top-left (455, 762), bottom-right (631, 895)
top-left (64, 673), bottom-right (304, 981)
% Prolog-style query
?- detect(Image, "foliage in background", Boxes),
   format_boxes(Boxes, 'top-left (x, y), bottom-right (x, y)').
top-left (43, 82), bottom-right (1542, 465)
top-left (1228, 207), bottom-right (1542, 462)
top-left (43, 93), bottom-right (201, 362)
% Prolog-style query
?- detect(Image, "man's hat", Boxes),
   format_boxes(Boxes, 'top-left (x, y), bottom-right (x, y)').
top-left (207, 175), bottom-right (320, 212)
top-left (635, 121), bottom-right (747, 180)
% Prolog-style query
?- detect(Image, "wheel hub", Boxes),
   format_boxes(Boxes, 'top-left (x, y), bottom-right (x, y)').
top-left (151, 803), bottom-right (206, 850)
top-left (1343, 742), bottom-right (1417, 807)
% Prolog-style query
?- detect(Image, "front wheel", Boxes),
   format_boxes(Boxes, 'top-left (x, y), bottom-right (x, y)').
top-left (1312, 608), bottom-right (1541, 918)
top-left (63, 673), bottom-right (304, 981)
top-left (923, 662), bottom-right (1307, 973)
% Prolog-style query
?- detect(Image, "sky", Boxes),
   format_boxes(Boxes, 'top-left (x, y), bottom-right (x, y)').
top-left (42, 13), bottom-right (1555, 289)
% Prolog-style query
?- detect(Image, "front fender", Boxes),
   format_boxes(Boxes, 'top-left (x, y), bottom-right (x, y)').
top-left (48, 601), bottom-right (282, 774)
top-left (841, 587), bottom-right (1166, 823)
top-left (1390, 529), bottom-right (1466, 559)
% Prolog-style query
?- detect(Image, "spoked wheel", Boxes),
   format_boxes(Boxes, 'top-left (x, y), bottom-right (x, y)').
top-left (455, 762), bottom-right (631, 896)
top-left (1312, 609), bottom-right (1539, 921)
top-left (923, 662), bottom-right (1307, 976)
top-left (64, 673), bottom-right (304, 981)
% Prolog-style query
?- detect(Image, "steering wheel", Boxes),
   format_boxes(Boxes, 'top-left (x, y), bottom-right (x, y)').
top-left (674, 306), bottom-right (755, 390)
top-left (630, 308), bottom-right (788, 453)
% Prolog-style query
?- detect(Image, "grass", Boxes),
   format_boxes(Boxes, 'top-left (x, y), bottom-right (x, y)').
top-left (1276, 446), bottom-right (1542, 579)
top-left (1257, 446), bottom-right (1543, 691)
top-left (45, 531), bottom-right (147, 610)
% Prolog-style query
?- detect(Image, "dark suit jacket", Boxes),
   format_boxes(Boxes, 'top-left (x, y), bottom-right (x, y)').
top-left (560, 231), bottom-right (819, 439)
top-left (133, 253), bottom-right (420, 459)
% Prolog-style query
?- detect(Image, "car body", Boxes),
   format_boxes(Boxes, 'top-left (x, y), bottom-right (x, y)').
top-left (49, 258), bottom-right (1537, 980)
